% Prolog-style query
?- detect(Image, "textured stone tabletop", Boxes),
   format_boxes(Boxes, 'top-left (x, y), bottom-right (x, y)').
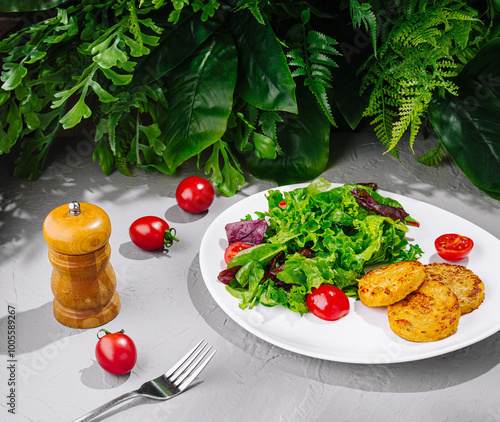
top-left (1, 132), bottom-right (499, 422)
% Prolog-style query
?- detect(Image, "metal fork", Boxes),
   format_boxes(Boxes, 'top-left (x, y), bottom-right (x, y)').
top-left (72, 339), bottom-right (216, 422)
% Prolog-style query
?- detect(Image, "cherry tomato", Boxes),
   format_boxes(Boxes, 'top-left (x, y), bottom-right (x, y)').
top-left (306, 285), bottom-right (350, 321)
top-left (268, 200), bottom-right (286, 212)
top-left (129, 216), bottom-right (178, 250)
top-left (224, 242), bottom-right (253, 265)
top-left (435, 233), bottom-right (474, 261)
top-left (95, 329), bottom-right (137, 375)
top-left (176, 176), bottom-right (215, 213)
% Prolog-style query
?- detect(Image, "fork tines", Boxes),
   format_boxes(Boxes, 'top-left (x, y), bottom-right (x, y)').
top-left (166, 339), bottom-right (216, 391)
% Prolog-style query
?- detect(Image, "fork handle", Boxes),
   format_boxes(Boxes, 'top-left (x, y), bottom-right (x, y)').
top-left (72, 390), bottom-right (140, 422)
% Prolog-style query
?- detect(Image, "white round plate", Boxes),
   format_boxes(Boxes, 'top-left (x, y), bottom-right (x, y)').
top-left (199, 183), bottom-right (500, 363)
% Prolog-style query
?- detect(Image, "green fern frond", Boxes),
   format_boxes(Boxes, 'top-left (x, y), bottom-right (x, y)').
top-left (287, 25), bottom-right (339, 126)
top-left (386, 86), bottom-right (403, 98)
top-left (309, 83), bottom-right (334, 125)
top-left (138, 84), bottom-right (159, 102)
top-left (235, 0), bottom-right (265, 24)
top-left (287, 49), bottom-right (306, 68)
top-left (408, 112), bottom-right (423, 152)
top-left (113, 0), bottom-right (128, 10)
top-left (107, 114), bottom-right (118, 155)
top-left (444, 8), bottom-right (479, 23)
top-left (290, 68), bottom-right (307, 77)
top-left (309, 52), bottom-right (337, 68)
top-left (365, 90), bottom-right (398, 151)
top-left (447, 19), bottom-right (475, 49)
top-left (259, 111), bottom-right (281, 141)
top-left (436, 59), bottom-right (457, 69)
top-left (349, 0), bottom-right (378, 56)
top-left (116, 155), bottom-right (134, 176)
top-left (360, 0), bottom-right (483, 156)
top-left (443, 80), bottom-right (460, 95)
top-left (127, 0), bottom-right (143, 48)
top-left (310, 64), bottom-right (332, 81)
top-left (307, 30), bottom-right (339, 50)
top-left (402, 0), bottom-right (421, 17)
top-left (417, 140), bottom-right (448, 166)
top-left (392, 97), bottom-right (423, 150)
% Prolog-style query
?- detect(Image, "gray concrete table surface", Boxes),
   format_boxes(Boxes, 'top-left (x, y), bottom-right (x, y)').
top-left (1, 132), bottom-right (500, 422)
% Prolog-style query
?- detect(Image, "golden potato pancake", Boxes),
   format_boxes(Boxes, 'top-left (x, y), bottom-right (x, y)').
top-left (358, 261), bottom-right (426, 307)
top-left (424, 263), bottom-right (485, 315)
top-left (388, 279), bottom-right (460, 342)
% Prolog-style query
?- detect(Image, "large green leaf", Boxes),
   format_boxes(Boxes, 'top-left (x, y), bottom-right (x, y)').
top-left (0, 0), bottom-right (68, 12)
top-left (228, 10), bottom-right (297, 114)
top-left (131, 9), bottom-right (225, 87)
top-left (244, 82), bottom-right (331, 185)
top-left (428, 38), bottom-right (500, 200)
top-left (158, 32), bottom-right (237, 173)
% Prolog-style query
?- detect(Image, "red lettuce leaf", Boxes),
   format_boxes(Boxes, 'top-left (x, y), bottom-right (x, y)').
top-left (351, 188), bottom-right (409, 222)
top-left (225, 220), bottom-right (268, 245)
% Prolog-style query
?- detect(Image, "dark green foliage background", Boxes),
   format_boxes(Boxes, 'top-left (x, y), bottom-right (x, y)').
top-left (1, 0), bottom-right (499, 199)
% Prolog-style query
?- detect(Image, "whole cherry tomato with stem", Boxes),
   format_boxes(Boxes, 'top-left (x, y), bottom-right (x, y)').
top-left (95, 329), bottom-right (137, 375)
top-left (435, 233), bottom-right (474, 261)
top-left (176, 176), bottom-right (214, 214)
top-left (129, 216), bottom-right (178, 250)
top-left (306, 285), bottom-right (350, 321)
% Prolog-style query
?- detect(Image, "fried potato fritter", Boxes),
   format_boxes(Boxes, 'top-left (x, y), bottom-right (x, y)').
top-left (388, 279), bottom-right (461, 342)
top-left (358, 261), bottom-right (426, 307)
top-left (424, 263), bottom-right (485, 315)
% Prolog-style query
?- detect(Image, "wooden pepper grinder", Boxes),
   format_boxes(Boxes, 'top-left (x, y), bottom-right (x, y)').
top-left (43, 201), bottom-right (120, 328)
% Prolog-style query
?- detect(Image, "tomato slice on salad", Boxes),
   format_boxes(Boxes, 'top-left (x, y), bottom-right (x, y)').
top-left (434, 233), bottom-right (474, 261)
top-left (224, 242), bottom-right (253, 265)
top-left (306, 285), bottom-right (350, 321)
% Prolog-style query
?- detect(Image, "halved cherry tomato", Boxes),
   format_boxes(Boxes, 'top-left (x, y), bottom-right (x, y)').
top-left (129, 216), bottom-right (178, 250)
top-left (306, 285), bottom-right (350, 321)
top-left (268, 200), bottom-right (287, 213)
top-left (95, 329), bottom-right (137, 375)
top-left (435, 233), bottom-right (474, 261)
top-left (224, 242), bottom-right (253, 265)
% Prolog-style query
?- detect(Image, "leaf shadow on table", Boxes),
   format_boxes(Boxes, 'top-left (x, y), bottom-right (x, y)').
top-left (187, 253), bottom-right (500, 394)
top-left (0, 137), bottom-right (213, 265)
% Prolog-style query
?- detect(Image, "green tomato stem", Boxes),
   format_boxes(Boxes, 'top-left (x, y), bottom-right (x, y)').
top-left (97, 328), bottom-right (125, 339)
top-left (164, 228), bottom-right (179, 248)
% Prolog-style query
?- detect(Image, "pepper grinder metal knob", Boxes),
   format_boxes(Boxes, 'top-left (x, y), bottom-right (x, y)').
top-left (69, 201), bottom-right (81, 216)
top-left (43, 201), bottom-right (120, 328)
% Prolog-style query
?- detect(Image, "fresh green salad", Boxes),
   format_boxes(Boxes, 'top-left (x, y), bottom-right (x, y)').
top-left (217, 178), bottom-right (423, 315)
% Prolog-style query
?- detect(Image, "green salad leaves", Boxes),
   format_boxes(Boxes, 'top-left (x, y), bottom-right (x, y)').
top-left (221, 178), bottom-right (423, 314)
